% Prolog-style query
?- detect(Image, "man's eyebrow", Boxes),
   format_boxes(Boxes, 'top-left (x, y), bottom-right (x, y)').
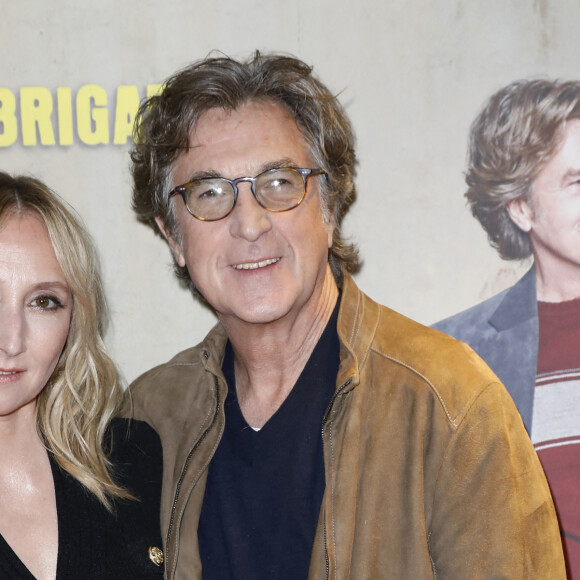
top-left (181, 158), bottom-right (300, 183)
top-left (258, 158), bottom-right (299, 172)
top-left (181, 169), bottom-right (223, 183)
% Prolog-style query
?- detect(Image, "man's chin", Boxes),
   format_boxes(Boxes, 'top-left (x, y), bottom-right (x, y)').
top-left (218, 300), bottom-right (299, 328)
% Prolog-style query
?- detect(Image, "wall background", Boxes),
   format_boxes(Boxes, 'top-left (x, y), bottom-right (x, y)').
top-left (1, 0), bottom-right (578, 383)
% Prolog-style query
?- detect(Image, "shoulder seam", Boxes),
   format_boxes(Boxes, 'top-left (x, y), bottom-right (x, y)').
top-left (368, 346), bottom-right (497, 429)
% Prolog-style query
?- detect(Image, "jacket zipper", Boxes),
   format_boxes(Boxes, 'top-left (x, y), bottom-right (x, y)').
top-left (166, 374), bottom-right (221, 578)
top-left (320, 377), bottom-right (353, 580)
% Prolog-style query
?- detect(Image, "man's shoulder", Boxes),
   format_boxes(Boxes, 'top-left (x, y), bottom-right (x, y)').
top-left (130, 344), bottom-right (205, 392)
top-left (342, 276), bottom-right (500, 398)
top-left (124, 322), bottom-right (228, 418)
top-left (374, 303), bottom-right (499, 391)
top-left (349, 291), bottom-right (504, 426)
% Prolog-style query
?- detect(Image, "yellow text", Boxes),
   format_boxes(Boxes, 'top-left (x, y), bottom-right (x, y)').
top-left (0, 84), bottom-right (162, 147)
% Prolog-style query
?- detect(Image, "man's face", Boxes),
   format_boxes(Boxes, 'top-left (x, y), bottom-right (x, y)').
top-left (508, 118), bottom-right (580, 287)
top-left (162, 100), bottom-right (334, 328)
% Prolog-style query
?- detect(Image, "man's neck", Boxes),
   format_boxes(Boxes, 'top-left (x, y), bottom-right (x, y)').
top-left (221, 266), bottom-right (339, 428)
top-left (535, 259), bottom-right (580, 302)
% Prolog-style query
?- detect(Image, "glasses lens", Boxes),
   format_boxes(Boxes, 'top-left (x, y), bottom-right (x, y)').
top-left (184, 178), bottom-right (235, 220)
top-left (254, 168), bottom-right (306, 211)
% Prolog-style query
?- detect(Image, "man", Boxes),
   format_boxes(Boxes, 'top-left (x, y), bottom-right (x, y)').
top-left (127, 53), bottom-right (564, 580)
top-left (434, 79), bottom-right (580, 576)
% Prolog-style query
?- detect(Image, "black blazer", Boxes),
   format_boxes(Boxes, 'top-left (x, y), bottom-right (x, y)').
top-left (0, 418), bottom-right (164, 579)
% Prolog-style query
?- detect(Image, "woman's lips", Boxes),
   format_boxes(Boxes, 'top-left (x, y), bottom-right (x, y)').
top-left (0, 369), bottom-right (24, 383)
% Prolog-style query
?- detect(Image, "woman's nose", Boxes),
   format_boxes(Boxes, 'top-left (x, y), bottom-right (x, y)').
top-left (0, 306), bottom-right (26, 358)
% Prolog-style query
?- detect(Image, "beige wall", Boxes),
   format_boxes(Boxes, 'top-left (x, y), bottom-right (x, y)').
top-left (1, 0), bottom-right (578, 382)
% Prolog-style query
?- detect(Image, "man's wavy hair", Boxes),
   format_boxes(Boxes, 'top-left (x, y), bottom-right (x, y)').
top-left (0, 172), bottom-right (131, 510)
top-left (465, 78), bottom-right (580, 260)
top-left (131, 51), bottom-right (359, 286)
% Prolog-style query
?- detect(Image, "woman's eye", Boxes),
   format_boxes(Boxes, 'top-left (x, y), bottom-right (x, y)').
top-left (31, 295), bottom-right (62, 310)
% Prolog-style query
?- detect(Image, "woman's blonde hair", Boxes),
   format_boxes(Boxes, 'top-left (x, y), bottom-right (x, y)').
top-left (0, 171), bottom-right (130, 509)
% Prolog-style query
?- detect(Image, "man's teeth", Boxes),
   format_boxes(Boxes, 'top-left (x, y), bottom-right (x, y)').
top-left (233, 258), bottom-right (280, 270)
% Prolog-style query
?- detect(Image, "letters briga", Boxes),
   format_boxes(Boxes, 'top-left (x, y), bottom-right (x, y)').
top-left (0, 84), bottom-right (162, 147)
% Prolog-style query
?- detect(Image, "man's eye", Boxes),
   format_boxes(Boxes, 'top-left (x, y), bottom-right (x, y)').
top-left (198, 188), bottom-right (223, 199)
top-left (271, 178), bottom-right (291, 188)
top-left (264, 177), bottom-right (295, 191)
top-left (189, 182), bottom-right (229, 200)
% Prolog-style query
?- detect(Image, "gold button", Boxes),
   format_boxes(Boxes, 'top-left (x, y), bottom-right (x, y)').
top-left (148, 546), bottom-right (164, 567)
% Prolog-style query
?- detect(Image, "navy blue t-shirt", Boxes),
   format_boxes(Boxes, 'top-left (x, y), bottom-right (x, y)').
top-left (198, 301), bottom-right (340, 580)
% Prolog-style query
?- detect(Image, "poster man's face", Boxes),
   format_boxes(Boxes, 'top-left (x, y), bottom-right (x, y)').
top-left (508, 118), bottom-right (580, 284)
top-left (162, 100), bottom-right (334, 328)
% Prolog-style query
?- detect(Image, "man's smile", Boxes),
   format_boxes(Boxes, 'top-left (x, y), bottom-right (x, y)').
top-left (231, 257), bottom-right (281, 270)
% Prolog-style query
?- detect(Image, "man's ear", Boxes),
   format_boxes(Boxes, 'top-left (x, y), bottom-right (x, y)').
top-left (324, 206), bottom-right (336, 249)
top-left (505, 197), bottom-right (533, 233)
top-left (155, 216), bottom-right (186, 267)
top-left (326, 215), bottom-right (335, 249)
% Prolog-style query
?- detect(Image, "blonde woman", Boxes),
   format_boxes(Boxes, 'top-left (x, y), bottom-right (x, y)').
top-left (0, 172), bottom-right (164, 579)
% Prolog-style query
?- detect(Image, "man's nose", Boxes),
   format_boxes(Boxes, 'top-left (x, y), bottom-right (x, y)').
top-left (0, 306), bottom-right (27, 358)
top-left (228, 184), bottom-right (272, 241)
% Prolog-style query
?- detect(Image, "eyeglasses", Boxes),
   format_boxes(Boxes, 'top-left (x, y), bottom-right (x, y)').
top-left (169, 167), bottom-right (326, 222)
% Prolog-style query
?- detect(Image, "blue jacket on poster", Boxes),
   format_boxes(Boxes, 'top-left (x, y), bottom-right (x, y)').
top-left (432, 268), bottom-right (538, 434)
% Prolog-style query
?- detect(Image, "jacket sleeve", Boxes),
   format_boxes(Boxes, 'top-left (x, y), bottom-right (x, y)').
top-left (427, 380), bottom-right (566, 578)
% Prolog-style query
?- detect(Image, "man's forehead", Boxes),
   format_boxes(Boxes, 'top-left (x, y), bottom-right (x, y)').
top-left (173, 100), bottom-right (314, 181)
top-left (526, 118), bottom-right (580, 204)
top-left (191, 100), bottom-right (299, 140)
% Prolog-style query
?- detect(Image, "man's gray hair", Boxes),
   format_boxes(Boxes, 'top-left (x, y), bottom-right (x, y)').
top-left (131, 51), bottom-right (359, 287)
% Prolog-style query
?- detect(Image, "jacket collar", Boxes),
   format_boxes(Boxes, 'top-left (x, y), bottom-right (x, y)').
top-left (488, 266), bottom-right (537, 332)
top-left (199, 322), bottom-right (229, 378)
top-left (336, 274), bottom-right (380, 389)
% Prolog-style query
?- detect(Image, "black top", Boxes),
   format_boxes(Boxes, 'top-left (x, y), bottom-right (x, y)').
top-left (198, 301), bottom-right (340, 580)
top-left (0, 418), bottom-right (164, 579)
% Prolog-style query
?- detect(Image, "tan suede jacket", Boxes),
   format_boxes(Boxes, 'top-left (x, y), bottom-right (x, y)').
top-left (126, 275), bottom-right (565, 580)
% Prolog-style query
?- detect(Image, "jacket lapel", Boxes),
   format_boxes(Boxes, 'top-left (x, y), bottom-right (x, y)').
top-left (486, 268), bottom-right (538, 433)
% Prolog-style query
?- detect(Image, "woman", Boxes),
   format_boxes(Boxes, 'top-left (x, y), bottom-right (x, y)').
top-left (0, 172), bottom-right (164, 579)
